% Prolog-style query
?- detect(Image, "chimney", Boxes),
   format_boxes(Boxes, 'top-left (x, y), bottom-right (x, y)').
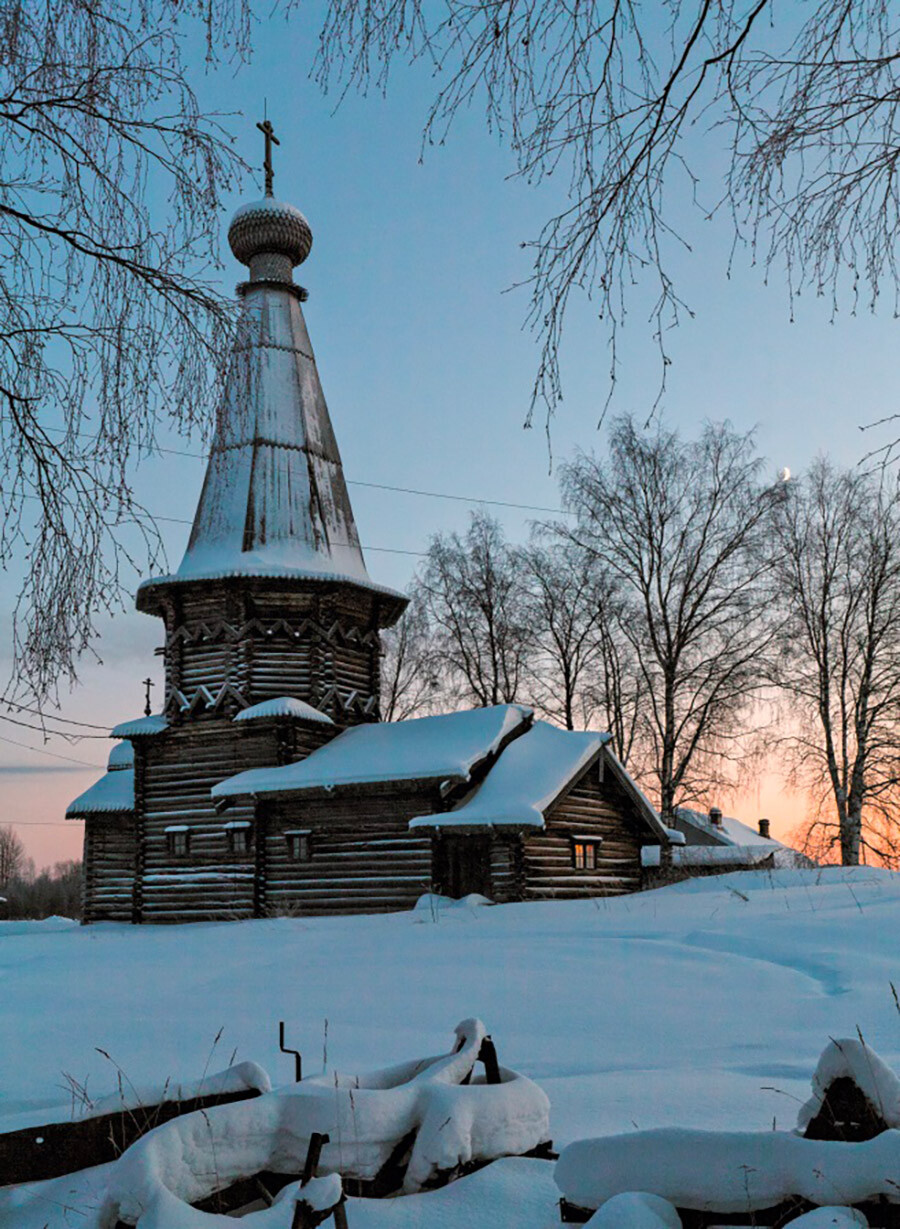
top-left (758, 818), bottom-right (771, 839)
top-left (708, 806), bottom-right (723, 828)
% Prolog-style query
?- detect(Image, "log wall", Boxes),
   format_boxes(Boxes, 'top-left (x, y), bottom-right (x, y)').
top-left (132, 719), bottom-right (334, 924)
top-left (82, 816), bottom-right (136, 923)
top-left (158, 581), bottom-right (384, 723)
top-left (260, 787), bottom-right (438, 916)
top-left (521, 760), bottom-right (644, 900)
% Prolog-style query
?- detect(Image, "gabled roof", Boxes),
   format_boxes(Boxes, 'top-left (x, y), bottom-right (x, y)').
top-left (674, 807), bottom-right (783, 849)
top-left (212, 705), bottom-right (533, 800)
top-left (410, 721), bottom-right (607, 830)
top-left (672, 806), bottom-right (809, 867)
top-left (409, 723), bottom-right (668, 841)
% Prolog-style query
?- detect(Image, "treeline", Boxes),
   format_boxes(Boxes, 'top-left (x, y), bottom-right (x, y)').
top-left (383, 416), bottom-right (900, 868)
top-left (0, 826), bottom-right (82, 919)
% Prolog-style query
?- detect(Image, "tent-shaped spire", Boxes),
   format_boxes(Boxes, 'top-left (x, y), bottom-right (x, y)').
top-left (138, 175), bottom-right (402, 610)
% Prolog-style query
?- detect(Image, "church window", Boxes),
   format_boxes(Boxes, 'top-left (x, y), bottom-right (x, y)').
top-left (224, 821), bottom-right (252, 854)
top-left (285, 829), bottom-right (311, 862)
top-left (166, 825), bottom-right (190, 856)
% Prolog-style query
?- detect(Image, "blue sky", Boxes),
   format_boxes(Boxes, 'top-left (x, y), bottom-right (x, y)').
top-left (3, 6), bottom-right (899, 866)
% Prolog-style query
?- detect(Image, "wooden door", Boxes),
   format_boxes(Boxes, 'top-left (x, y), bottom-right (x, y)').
top-left (433, 835), bottom-right (492, 898)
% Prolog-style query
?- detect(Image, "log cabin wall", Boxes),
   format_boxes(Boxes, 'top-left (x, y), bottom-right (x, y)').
top-left (135, 718), bottom-right (334, 923)
top-left (521, 761), bottom-right (644, 900)
top-left (82, 816), bottom-right (136, 923)
top-left (158, 581), bottom-right (383, 724)
top-left (260, 785), bottom-right (439, 916)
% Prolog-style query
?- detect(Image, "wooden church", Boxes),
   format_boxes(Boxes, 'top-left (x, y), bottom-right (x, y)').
top-left (67, 134), bottom-right (671, 923)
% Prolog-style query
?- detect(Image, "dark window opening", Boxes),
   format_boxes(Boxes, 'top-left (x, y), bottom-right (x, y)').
top-left (286, 830), bottom-right (311, 862)
top-left (226, 824), bottom-right (252, 854)
top-left (166, 828), bottom-right (190, 856)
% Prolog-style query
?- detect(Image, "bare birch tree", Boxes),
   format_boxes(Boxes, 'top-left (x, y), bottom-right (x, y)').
top-left (0, 1), bottom-right (251, 704)
top-left (421, 511), bottom-right (531, 707)
top-left (561, 417), bottom-right (776, 818)
top-left (379, 594), bottom-right (446, 721)
top-left (772, 460), bottom-right (900, 866)
top-left (312, 0), bottom-right (900, 425)
top-left (521, 536), bottom-right (642, 758)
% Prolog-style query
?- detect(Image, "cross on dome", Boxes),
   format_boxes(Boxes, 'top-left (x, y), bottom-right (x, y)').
top-left (256, 117), bottom-right (280, 197)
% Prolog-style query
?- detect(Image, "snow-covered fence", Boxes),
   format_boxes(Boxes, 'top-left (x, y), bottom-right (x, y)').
top-left (100, 1019), bottom-right (551, 1226)
top-left (0, 1061), bottom-right (270, 1187)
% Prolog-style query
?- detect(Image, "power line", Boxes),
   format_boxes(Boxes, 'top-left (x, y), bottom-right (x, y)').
top-left (0, 731), bottom-right (104, 769)
top-left (1, 701), bottom-right (109, 731)
top-left (0, 712), bottom-right (108, 739)
top-left (38, 424), bottom-right (572, 518)
top-left (6, 820), bottom-right (83, 827)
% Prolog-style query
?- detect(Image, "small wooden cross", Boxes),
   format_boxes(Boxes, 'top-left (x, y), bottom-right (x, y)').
top-left (256, 118), bottom-right (280, 197)
top-left (142, 677), bottom-right (155, 717)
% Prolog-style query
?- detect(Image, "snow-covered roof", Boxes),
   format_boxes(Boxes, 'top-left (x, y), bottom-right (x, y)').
top-left (409, 721), bottom-right (608, 830)
top-left (111, 714), bottom-right (168, 738)
top-left (674, 807), bottom-right (784, 849)
top-left (212, 705), bottom-right (533, 800)
top-left (107, 741), bottom-right (134, 770)
top-left (233, 696), bottom-right (334, 725)
top-left (642, 844), bottom-right (777, 869)
top-left (136, 268), bottom-right (405, 619)
top-left (66, 763), bottom-right (135, 818)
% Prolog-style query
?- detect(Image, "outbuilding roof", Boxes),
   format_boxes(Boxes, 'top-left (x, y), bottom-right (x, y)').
top-left (409, 721), bottom-right (608, 830)
top-left (212, 704), bottom-right (533, 800)
top-left (674, 807), bottom-right (783, 848)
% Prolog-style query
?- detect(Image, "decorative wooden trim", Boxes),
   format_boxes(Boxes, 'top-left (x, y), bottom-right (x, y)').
top-left (164, 683), bottom-right (250, 718)
top-left (165, 616), bottom-right (380, 651)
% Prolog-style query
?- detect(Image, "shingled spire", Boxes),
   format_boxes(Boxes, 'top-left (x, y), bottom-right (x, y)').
top-left (139, 141), bottom-right (402, 611)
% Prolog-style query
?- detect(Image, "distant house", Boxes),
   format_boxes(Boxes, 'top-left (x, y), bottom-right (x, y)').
top-left (67, 170), bottom-right (674, 924)
top-left (642, 805), bottom-right (811, 880)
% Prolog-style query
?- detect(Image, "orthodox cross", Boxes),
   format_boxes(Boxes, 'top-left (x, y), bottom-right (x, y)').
top-left (256, 118), bottom-right (280, 197)
top-left (142, 677), bottom-right (155, 718)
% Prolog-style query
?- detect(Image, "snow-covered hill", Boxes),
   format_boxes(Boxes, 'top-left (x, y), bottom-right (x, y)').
top-left (2, 867), bottom-right (899, 1227)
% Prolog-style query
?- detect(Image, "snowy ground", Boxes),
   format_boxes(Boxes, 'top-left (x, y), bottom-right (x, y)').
top-left (3, 867), bottom-right (900, 1227)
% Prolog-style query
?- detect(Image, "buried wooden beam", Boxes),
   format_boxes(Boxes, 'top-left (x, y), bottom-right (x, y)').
top-left (479, 1036), bottom-right (501, 1085)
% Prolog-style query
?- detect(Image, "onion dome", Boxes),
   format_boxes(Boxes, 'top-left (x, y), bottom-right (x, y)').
top-left (228, 197), bottom-right (312, 275)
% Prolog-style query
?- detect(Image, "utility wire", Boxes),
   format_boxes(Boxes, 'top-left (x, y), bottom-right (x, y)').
top-left (5, 820), bottom-right (83, 827)
top-left (1, 701), bottom-right (109, 731)
top-left (0, 731), bottom-right (104, 769)
top-left (37, 424), bottom-right (572, 517)
top-left (0, 713), bottom-right (108, 739)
